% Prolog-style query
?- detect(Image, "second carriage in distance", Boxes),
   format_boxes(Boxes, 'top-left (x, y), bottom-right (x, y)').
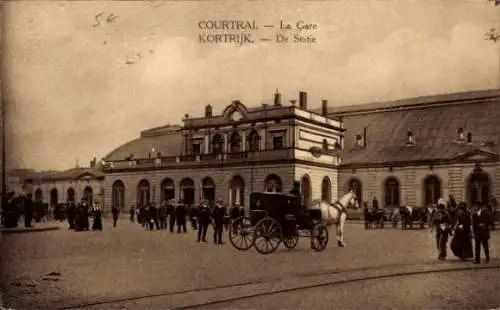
top-left (229, 192), bottom-right (329, 254)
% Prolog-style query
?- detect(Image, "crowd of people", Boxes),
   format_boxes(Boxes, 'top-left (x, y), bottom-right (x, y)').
top-left (1, 191), bottom-right (50, 228)
top-left (128, 198), bottom-right (245, 244)
top-left (65, 198), bottom-right (103, 231)
top-left (431, 198), bottom-right (491, 264)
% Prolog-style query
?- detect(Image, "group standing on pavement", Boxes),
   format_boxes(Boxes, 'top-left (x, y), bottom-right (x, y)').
top-left (130, 198), bottom-right (242, 245)
top-left (431, 198), bottom-right (491, 264)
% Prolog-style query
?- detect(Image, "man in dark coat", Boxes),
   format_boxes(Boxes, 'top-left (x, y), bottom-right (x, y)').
top-left (3, 192), bottom-right (18, 228)
top-left (433, 198), bottom-right (452, 260)
top-left (197, 200), bottom-right (211, 242)
top-left (149, 203), bottom-right (159, 230)
top-left (129, 206), bottom-right (135, 223)
top-left (66, 200), bottom-right (76, 229)
top-left (158, 201), bottom-right (167, 230)
top-left (230, 204), bottom-right (241, 233)
top-left (112, 205), bottom-right (120, 227)
top-left (472, 201), bottom-right (490, 264)
top-left (82, 199), bottom-right (90, 230)
top-left (189, 205), bottom-right (198, 230)
top-left (23, 193), bottom-right (34, 228)
top-left (176, 201), bottom-right (187, 233)
top-left (212, 199), bottom-right (226, 244)
top-left (167, 200), bottom-right (176, 233)
top-left (372, 197), bottom-right (379, 210)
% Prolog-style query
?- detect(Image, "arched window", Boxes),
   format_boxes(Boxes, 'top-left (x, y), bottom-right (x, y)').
top-left (50, 188), bottom-right (58, 206)
top-left (423, 175), bottom-right (441, 206)
top-left (300, 175), bottom-right (312, 207)
top-left (467, 171), bottom-right (490, 206)
top-left (230, 132), bottom-right (241, 153)
top-left (202, 177), bottom-right (216, 204)
top-left (67, 188), bottom-right (75, 202)
top-left (229, 175), bottom-right (245, 207)
top-left (161, 178), bottom-right (175, 202)
top-left (384, 177), bottom-right (400, 207)
top-left (83, 186), bottom-right (93, 205)
top-left (248, 130), bottom-right (260, 152)
top-left (212, 134), bottom-right (224, 154)
top-left (180, 178), bottom-right (195, 205)
top-left (348, 178), bottom-right (362, 203)
top-left (321, 176), bottom-right (332, 202)
top-left (264, 174), bottom-right (283, 192)
top-left (112, 180), bottom-right (125, 210)
top-left (137, 179), bottom-right (150, 207)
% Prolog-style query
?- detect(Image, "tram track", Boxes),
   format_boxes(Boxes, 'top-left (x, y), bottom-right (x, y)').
top-left (61, 260), bottom-right (499, 310)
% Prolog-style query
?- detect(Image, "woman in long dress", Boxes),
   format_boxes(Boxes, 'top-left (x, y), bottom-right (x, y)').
top-left (91, 203), bottom-right (103, 231)
top-left (451, 203), bottom-right (473, 260)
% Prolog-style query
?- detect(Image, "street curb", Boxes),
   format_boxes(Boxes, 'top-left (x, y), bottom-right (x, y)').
top-left (1, 226), bottom-right (61, 234)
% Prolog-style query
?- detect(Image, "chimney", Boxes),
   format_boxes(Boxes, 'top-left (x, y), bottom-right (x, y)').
top-left (299, 91), bottom-right (307, 109)
top-left (274, 89), bottom-right (282, 106)
top-left (467, 132), bottom-right (472, 143)
top-left (90, 157), bottom-right (96, 168)
top-left (321, 100), bottom-right (328, 116)
top-left (205, 105), bottom-right (213, 118)
top-left (290, 99), bottom-right (297, 106)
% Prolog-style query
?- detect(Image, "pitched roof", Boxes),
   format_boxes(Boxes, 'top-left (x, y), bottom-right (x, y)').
top-left (8, 167), bottom-right (104, 183)
top-left (330, 89), bottom-right (500, 165)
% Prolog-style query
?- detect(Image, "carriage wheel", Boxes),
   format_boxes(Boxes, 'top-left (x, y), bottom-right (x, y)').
top-left (253, 218), bottom-right (282, 255)
top-left (229, 216), bottom-right (254, 251)
top-left (283, 231), bottom-right (299, 249)
top-left (310, 224), bottom-right (329, 252)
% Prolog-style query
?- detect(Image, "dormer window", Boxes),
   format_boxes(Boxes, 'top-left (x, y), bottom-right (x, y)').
top-left (457, 127), bottom-right (465, 140)
top-left (355, 134), bottom-right (363, 147)
top-left (407, 130), bottom-right (414, 143)
top-left (322, 139), bottom-right (328, 151)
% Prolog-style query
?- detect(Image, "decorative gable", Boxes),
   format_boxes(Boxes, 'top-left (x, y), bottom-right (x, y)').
top-left (452, 148), bottom-right (499, 163)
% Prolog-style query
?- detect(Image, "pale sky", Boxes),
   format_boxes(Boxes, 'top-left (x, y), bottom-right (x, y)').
top-left (3, 0), bottom-right (499, 171)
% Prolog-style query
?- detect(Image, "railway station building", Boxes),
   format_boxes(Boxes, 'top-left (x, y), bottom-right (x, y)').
top-left (101, 89), bottom-right (500, 212)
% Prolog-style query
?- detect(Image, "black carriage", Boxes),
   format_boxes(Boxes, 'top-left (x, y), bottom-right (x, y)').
top-left (229, 192), bottom-right (329, 254)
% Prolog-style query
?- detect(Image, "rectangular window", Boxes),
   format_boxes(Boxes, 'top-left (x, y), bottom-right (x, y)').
top-left (273, 136), bottom-right (284, 149)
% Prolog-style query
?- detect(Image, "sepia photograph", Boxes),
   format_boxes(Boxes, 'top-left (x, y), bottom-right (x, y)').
top-left (1, 0), bottom-right (500, 309)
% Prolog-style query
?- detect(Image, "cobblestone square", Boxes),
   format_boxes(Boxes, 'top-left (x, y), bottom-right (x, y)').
top-left (1, 219), bottom-right (499, 309)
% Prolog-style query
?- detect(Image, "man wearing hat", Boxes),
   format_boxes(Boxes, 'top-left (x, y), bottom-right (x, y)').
top-left (472, 201), bottom-right (490, 264)
top-left (212, 199), bottom-right (226, 244)
top-left (197, 199), bottom-right (211, 242)
top-left (434, 198), bottom-right (452, 260)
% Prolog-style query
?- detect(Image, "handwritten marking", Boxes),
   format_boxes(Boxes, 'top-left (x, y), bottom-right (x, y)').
top-left (263, 25), bottom-right (274, 28)
top-left (106, 14), bottom-right (118, 23)
top-left (93, 12), bottom-right (118, 27)
top-left (260, 38), bottom-right (271, 41)
top-left (93, 12), bottom-right (104, 27)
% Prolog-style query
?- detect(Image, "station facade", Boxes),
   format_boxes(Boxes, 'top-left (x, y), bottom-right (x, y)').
top-left (98, 89), bottom-right (500, 211)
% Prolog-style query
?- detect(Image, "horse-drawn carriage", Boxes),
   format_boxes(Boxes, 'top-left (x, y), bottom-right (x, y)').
top-left (363, 208), bottom-right (387, 229)
top-left (229, 192), bottom-right (329, 254)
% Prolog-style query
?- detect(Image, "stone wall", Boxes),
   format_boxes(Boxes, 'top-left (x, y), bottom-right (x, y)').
top-left (338, 162), bottom-right (500, 206)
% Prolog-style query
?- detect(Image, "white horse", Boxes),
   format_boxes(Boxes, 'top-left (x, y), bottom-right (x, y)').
top-left (309, 191), bottom-right (360, 247)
